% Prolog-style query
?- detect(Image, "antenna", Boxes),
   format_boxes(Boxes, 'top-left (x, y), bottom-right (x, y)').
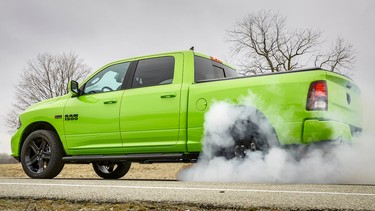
top-left (189, 46), bottom-right (194, 51)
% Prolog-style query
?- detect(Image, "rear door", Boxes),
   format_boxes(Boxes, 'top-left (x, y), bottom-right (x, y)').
top-left (120, 55), bottom-right (183, 150)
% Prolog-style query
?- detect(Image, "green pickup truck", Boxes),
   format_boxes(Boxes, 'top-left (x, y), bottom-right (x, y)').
top-left (11, 50), bottom-right (362, 179)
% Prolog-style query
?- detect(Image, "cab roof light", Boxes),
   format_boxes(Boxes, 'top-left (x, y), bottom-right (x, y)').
top-left (210, 56), bottom-right (222, 64)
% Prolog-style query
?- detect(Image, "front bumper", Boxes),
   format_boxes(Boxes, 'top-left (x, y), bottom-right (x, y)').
top-left (10, 129), bottom-right (22, 159)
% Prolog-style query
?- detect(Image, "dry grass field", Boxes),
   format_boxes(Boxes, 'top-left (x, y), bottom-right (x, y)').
top-left (0, 163), bottom-right (191, 180)
top-left (0, 198), bottom-right (225, 211)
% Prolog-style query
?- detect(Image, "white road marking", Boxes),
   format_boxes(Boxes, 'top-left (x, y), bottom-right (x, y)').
top-left (1, 182), bottom-right (375, 197)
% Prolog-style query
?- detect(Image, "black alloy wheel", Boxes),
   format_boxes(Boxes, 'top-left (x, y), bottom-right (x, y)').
top-left (21, 130), bottom-right (64, 179)
top-left (92, 161), bottom-right (131, 179)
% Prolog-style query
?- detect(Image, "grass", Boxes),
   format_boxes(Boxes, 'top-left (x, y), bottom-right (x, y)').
top-left (0, 198), bottom-right (244, 211)
top-left (0, 163), bottom-right (190, 180)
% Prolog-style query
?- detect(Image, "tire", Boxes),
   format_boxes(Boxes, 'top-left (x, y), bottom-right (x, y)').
top-left (92, 161), bottom-right (131, 179)
top-left (216, 107), bottom-right (279, 159)
top-left (20, 130), bottom-right (65, 179)
top-left (228, 121), bottom-right (271, 159)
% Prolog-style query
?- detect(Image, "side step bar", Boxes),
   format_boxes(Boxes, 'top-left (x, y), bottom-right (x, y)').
top-left (62, 153), bottom-right (198, 164)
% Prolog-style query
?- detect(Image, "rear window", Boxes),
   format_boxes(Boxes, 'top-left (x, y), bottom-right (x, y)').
top-left (194, 56), bottom-right (238, 82)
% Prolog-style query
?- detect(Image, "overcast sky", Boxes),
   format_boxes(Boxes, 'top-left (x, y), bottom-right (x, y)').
top-left (1, 0), bottom-right (374, 154)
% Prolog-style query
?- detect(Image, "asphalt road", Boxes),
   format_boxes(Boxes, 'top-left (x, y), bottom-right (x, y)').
top-left (0, 178), bottom-right (374, 210)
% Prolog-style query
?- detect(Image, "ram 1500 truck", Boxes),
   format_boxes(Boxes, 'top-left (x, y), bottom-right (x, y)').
top-left (11, 50), bottom-right (362, 179)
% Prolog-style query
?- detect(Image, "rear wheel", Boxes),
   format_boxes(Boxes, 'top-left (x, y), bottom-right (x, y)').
top-left (92, 161), bottom-right (131, 179)
top-left (215, 107), bottom-right (278, 159)
top-left (20, 130), bottom-right (65, 179)
top-left (218, 122), bottom-right (271, 159)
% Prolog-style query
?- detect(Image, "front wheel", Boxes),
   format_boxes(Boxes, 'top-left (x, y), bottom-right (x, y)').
top-left (20, 130), bottom-right (65, 179)
top-left (92, 162), bottom-right (131, 179)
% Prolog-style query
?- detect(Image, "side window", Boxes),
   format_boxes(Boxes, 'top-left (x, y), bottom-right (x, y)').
top-left (83, 62), bottom-right (130, 94)
top-left (194, 56), bottom-right (225, 82)
top-left (131, 57), bottom-right (174, 88)
top-left (213, 65), bottom-right (225, 78)
top-left (224, 66), bottom-right (238, 78)
top-left (194, 56), bottom-right (238, 82)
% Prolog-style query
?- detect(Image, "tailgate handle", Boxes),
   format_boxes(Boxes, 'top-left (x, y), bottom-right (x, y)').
top-left (104, 100), bottom-right (117, 104)
top-left (160, 93), bottom-right (176, 99)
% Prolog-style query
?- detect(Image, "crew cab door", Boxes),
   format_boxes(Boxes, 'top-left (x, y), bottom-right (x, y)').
top-left (120, 55), bottom-right (183, 151)
top-left (64, 62), bottom-right (131, 155)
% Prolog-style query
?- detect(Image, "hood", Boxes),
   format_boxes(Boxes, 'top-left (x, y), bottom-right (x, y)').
top-left (24, 96), bottom-right (63, 112)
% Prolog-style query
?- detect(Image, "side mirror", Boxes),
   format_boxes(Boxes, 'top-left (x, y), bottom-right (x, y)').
top-left (68, 80), bottom-right (80, 97)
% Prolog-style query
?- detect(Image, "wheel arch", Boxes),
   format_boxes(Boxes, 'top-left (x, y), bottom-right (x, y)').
top-left (233, 105), bottom-right (280, 146)
top-left (204, 104), bottom-right (281, 159)
top-left (19, 121), bottom-right (66, 156)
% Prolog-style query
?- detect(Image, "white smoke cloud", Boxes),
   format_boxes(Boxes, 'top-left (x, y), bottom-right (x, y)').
top-left (179, 79), bottom-right (375, 184)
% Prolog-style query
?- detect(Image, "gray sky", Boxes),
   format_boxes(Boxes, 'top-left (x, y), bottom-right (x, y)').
top-left (1, 0), bottom-right (374, 153)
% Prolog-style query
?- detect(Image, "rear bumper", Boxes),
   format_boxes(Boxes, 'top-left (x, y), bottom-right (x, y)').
top-left (302, 119), bottom-right (360, 143)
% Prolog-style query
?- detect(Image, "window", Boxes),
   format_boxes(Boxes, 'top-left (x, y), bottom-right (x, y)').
top-left (194, 56), bottom-right (224, 81)
top-left (83, 62), bottom-right (130, 94)
top-left (131, 57), bottom-right (174, 88)
top-left (224, 66), bottom-right (238, 78)
top-left (194, 56), bottom-right (238, 82)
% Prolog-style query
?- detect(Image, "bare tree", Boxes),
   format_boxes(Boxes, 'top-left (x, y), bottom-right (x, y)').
top-left (6, 52), bottom-right (91, 132)
top-left (0, 153), bottom-right (18, 164)
top-left (314, 37), bottom-right (356, 74)
top-left (227, 10), bottom-right (356, 75)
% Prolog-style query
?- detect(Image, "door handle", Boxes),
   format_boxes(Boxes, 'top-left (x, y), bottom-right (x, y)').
top-left (103, 100), bottom-right (117, 104)
top-left (160, 93), bottom-right (176, 99)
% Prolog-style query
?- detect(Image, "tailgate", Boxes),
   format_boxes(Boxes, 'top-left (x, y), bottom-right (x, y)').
top-left (326, 72), bottom-right (362, 130)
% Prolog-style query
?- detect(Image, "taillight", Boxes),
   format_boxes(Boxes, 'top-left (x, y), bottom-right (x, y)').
top-left (306, 80), bottom-right (328, 110)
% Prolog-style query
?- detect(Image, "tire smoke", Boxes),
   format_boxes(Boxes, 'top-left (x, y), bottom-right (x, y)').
top-left (179, 80), bottom-right (375, 184)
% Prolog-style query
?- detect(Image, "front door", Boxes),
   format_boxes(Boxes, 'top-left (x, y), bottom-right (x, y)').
top-left (64, 62), bottom-right (131, 155)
